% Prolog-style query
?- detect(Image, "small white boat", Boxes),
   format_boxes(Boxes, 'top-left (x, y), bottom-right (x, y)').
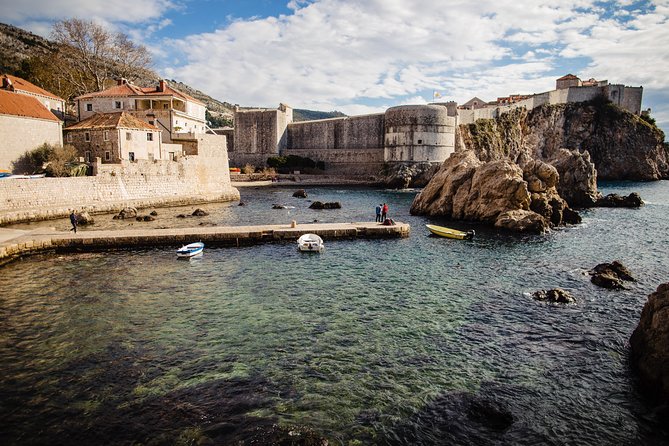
top-left (176, 242), bottom-right (205, 258)
top-left (297, 233), bottom-right (324, 252)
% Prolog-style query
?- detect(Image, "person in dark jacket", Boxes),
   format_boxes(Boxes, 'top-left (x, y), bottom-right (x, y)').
top-left (69, 210), bottom-right (78, 233)
top-left (375, 204), bottom-right (382, 222)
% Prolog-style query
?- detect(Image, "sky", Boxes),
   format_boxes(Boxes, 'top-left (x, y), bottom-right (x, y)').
top-left (1, 0), bottom-right (668, 136)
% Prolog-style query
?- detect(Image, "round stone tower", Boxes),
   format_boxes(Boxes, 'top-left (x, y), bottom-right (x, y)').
top-left (384, 105), bottom-right (456, 163)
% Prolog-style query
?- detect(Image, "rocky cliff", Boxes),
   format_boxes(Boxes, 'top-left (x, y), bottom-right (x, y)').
top-left (411, 99), bottom-right (667, 231)
top-left (630, 283), bottom-right (669, 402)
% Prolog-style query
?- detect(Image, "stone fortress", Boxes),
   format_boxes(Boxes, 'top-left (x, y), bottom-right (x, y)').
top-left (230, 74), bottom-right (643, 174)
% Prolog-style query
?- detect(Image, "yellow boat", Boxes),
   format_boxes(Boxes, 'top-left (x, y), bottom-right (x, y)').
top-left (426, 224), bottom-right (475, 240)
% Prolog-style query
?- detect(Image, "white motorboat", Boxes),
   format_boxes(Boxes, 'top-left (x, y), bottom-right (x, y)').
top-left (297, 233), bottom-right (324, 252)
top-left (176, 241), bottom-right (205, 258)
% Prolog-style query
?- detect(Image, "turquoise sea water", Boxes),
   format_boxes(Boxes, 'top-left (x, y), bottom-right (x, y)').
top-left (1, 181), bottom-right (668, 445)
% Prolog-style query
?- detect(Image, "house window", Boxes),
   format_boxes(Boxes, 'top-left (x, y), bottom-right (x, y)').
top-left (85, 151), bottom-right (91, 162)
top-left (105, 151), bottom-right (111, 161)
top-left (169, 152), bottom-right (175, 161)
top-left (129, 152), bottom-right (135, 161)
top-left (114, 101), bottom-right (122, 109)
top-left (86, 103), bottom-right (93, 111)
top-left (84, 132), bottom-right (90, 142)
top-left (147, 133), bottom-right (153, 141)
top-left (66, 133), bottom-right (72, 143)
top-left (103, 130), bottom-right (109, 141)
top-left (126, 132), bottom-right (132, 141)
top-left (163, 103), bottom-right (168, 109)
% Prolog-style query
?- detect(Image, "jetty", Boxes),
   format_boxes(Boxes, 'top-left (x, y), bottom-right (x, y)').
top-left (0, 221), bottom-right (410, 265)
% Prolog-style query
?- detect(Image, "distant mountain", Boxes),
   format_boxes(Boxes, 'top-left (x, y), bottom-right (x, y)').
top-left (0, 22), bottom-right (56, 74)
top-left (293, 109), bottom-right (347, 121)
top-left (1, 22), bottom-right (345, 124)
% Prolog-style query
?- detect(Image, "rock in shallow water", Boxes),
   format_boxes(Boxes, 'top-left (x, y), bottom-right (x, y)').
top-left (590, 261), bottom-right (635, 289)
top-left (532, 288), bottom-right (575, 304)
top-left (595, 192), bottom-right (644, 208)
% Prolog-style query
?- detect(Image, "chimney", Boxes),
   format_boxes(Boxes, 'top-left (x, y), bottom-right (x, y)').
top-left (159, 79), bottom-right (166, 92)
top-left (2, 76), bottom-right (13, 90)
top-left (117, 78), bottom-right (127, 86)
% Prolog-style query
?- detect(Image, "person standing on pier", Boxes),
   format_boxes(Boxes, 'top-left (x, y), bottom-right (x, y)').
top-left (375, 204), bottom-right (382, 222)
top-left (381, 203), bottom-right (388, 222)
top-left (69, 210), bottom-right (78, 233)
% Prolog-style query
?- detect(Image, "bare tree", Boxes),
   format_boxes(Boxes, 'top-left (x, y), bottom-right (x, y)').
top-left (51, 19), bottom-right (152, 94)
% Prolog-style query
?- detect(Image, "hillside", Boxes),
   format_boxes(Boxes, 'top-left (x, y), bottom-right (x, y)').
top-left (1, 21), bottom-right (346, 124)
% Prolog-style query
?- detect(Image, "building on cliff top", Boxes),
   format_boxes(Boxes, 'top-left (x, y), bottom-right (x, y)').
top-left (74, 79), bottom-right (208, 143)
top-left (227, 74), bottom-right (644, 175)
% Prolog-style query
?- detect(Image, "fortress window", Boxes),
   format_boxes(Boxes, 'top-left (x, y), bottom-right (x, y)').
top-left (417, 139), bottom-right (423, 144)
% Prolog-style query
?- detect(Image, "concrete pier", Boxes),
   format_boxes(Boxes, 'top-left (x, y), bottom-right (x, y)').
top-left (0, 221), bottom-right (410, 266)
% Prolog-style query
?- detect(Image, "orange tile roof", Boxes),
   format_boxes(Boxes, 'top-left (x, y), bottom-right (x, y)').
top-left (75, 83), bottom-right (144, 100)
top-left (0, 90), bottom-right (60, 121)
top-left (64, 111), bottom-right (159, 131)
top-left (1, 74), bottom-right (64, 101)
top-left (557, 74), bottom-right (580, 81)
top-left (75, 81), bottom-right (204, 105)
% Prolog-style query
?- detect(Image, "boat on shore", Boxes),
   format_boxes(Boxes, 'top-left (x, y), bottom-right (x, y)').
top-left (297, 233), bottom-right (324, 252)
top-left (177, 242), bottom-right (205, 258)
top-left (426, 224), bottom-right (475, 240)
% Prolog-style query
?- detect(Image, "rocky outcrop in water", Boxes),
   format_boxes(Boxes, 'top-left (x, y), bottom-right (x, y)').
top-left (532, 288), bottom-right (575, 304)
top-left (410, 151), bottom-right (580, 233)
top-left (113, 207), bottom-right (138, 220)
top-left (590, 261), bottom-right (635, 289)
top-left (309, 201), bottom-right (342, 209)
top-left (595, 193), bottom-right (644, 208)
top-left (410, 99), bottom-right (666, 231)
top-left (630, 283), bottom-right (669, 401)
top-left (293, 189), bottom-right (308, 198)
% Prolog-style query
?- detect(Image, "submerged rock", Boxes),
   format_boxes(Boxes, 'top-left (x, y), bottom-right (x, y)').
top-left (192, 208), bottom-right (209, 216)
top-left (113, 207), bottom-right (137, 220)
top-left (630, 283), bottom-right (669, 402)
top-left (309, 201), bottom-right (342, 209)
top-left (590, 261), bottom-right (635, 289)
top-left (595, 192), bottom-right (644, 208)
top-left (532, 288), bottom-right (575, 304)
top-left (75, 211), bottom-right (94, 225)
top-left (292, 189), bottom-right (308, 198)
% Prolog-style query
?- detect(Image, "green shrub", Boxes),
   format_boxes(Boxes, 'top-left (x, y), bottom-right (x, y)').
top-left (11, 143), bottom-right (82, 176)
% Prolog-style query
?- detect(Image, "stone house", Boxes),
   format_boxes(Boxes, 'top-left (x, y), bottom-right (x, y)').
top-left (74, 79), bottom-right (207, 143)
top-left (64, 112), bottom-right (168, 163)
top-left (1, 74), bottom-right (66, 120)
top-left (0, 89), bottom-right (63, 172)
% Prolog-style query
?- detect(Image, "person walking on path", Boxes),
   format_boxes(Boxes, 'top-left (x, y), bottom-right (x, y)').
top-left (375, 204), bottom-right (382, 222)
top-left (381, 203), bottom-right (389, 222)
top-left (69, 210), bottom-right (78, 233)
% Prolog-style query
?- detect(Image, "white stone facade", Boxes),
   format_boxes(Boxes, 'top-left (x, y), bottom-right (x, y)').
top-left (0, 114), bottom-right (63, 171)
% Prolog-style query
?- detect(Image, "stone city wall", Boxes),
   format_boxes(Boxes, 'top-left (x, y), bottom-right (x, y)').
top-left (0, 151), bottom-right (239, 224)
top-left (285, 114), bottom-right (386, 174)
